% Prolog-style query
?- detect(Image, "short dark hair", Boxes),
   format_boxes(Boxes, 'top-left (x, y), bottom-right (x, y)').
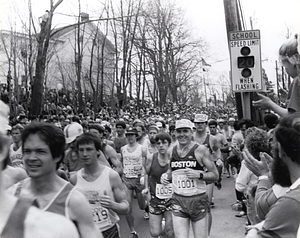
top-left (76, 132), bottom-right (102, 151)
top-left (208, 119), bottom-right (217, 127)
top-left (263, 113), bottom-right (279, 129)
top-left (116, 121), bottom-right (126, 129)
top-left (88, 123), bottom-right (105, 133)
top-left (238, 119), bottom-right (255, 129)
top-left (104, 125), bottom-right (111, 134)
top-left (155, 132), bottom-right (171, 145)
top-left (22, 122), bottom-right (66, 168)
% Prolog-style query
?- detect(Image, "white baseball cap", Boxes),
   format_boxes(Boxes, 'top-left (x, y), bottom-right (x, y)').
top-left (175, 119), bottom-right (193, 130)
top-left (194, 114), bottom-right (208, 123)
top-left (64, 122), bottom-right (83, 144)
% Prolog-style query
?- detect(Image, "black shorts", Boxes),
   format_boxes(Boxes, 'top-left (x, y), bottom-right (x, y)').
top-left (102, 224), bottom-right (120, 238)
top-left (171, 193), bottom-right (210, 221)
top-left (149, 195), bottom-right (173, 215)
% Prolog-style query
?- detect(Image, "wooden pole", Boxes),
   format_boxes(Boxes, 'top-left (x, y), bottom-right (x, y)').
top-left (223, 0), bottom-right (244, 119)
top-left (223, 0), bottom-right (262, 123)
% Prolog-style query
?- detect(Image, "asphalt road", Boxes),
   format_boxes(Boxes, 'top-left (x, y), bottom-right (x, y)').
top-left (118, 175), bottom-right (247, 238)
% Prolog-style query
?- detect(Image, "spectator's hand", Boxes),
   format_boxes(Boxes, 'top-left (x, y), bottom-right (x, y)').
top-left (242, 149), bottom-right (271, 177)
top-left (252, 93), bottom-right (272, 110)
top-left (260, 152), bottom-right (273, 172)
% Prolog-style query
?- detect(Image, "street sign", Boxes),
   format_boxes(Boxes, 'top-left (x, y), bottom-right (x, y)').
top-left (229, 30), bottom-right (263, 92)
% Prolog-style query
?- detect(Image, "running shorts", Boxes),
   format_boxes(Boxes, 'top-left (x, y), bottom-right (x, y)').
top-left (122, 176), bottom-right (144, 193)
top-left (171, 193), bottom-right (210, 221)
top-left (149, 195), bottom-right (173, 215)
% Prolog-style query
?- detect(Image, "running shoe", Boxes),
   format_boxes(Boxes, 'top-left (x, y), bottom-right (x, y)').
top-left (143, 212), bottom-right (149, 220)
top-left (130, 231), bottom-right (139, 238)
top-left (215, 181), bottom-right (222, 190)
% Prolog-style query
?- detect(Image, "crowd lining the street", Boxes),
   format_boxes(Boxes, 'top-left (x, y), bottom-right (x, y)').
top-left (0, 34), bottom-right (299, 238)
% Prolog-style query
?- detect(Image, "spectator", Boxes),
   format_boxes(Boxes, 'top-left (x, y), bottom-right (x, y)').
top-left (253, 34), bottom-right (300, 116)
top-left (246, 112), bottom-right (300, 237)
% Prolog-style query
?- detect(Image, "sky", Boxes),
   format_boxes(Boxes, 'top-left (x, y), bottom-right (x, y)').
top-left (0, 0), bottom-right (299, 96)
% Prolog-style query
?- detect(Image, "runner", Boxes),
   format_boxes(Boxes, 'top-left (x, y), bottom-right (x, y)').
top-left (9, 124), bottom-right (24, 168)
top-left (120, 127), bottom-right (148, 238)
top-left (70, 132), bottom-right (129, 238)
top-left (0, 134), bottom-right (80, 238)
top-left (161, 119), bottom-right (218, 238)
top-left (193, 114), bottom-right (220, 236)
top-left (88, 123), bottom-right (122, 175)
top-left (112, 120), bottom-right (128, 154)
top-left (143, 132), bottom-right (174, 238)
top-left (7, 122), bottom-right (102, 238)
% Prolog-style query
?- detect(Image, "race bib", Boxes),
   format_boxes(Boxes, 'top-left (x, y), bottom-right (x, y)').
top-left (172, 173), bottom-right (197, 195)
top-left (92, 206), bottom-right (112, 228)
top-left (123, 157), bottom-right (142, 178)
top-left (155, 183), bottom-right (173, 199)
top-left (82, 190), bottom-right (112, 229)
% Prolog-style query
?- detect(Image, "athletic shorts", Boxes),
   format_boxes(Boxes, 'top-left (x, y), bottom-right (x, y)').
top-left (102, 224), bottom-right (120, 238)
top-left (149, 195), bottom-right (173, 215)
top-left (171, 193), bottom-right (210, 221)
top-left (122, 176), bottom-right (144, 193)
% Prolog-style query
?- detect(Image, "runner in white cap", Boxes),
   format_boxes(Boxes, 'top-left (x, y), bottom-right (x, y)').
top-left (161, 118), bottom-right (218, 238)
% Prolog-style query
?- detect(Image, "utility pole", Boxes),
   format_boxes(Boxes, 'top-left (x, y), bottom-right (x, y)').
top-left (223, 0), bottom-right (263, 124)
top-left (223, 0), bottom-right (243, 119)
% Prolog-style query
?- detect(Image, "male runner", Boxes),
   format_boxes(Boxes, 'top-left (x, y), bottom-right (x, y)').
top-left (120, 127), bottom-right (148, 238)
top-left (193, 114), bottom-right (220, 236)
top-left (88, 123), bottom-right (122, 174)
top-left (161, 119), bottom-right (218, 238)
top-left (112, 120), bottom-right (128, 154)
top-left (9, 123), bottom-right (24, 168)
top-left (7, 122), bottom-right (102, 238)
top-left (143, 132), bottom-right (174, 238)
top-left (70, 132), bottom-right (129, 238)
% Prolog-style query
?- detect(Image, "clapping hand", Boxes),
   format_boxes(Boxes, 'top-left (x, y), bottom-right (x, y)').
top-left (242, 149), bottom-right (273, 177)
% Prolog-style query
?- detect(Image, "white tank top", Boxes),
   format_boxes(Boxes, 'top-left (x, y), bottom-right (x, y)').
top-left (121, 144), bottom-right (143, 178)
top-left (9, 144), bottom-right (24, 168)
top-left (75, 167), bottom-right (119, 231)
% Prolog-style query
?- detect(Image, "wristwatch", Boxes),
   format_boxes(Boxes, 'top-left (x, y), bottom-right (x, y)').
top-left (198, 172), bottom-right (204, 180)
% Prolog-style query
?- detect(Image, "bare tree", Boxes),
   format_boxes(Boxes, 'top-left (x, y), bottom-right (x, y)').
top-left (136, 0), bottom-right (205, 108)
top-left (29, 0), bottom-right (63, 117)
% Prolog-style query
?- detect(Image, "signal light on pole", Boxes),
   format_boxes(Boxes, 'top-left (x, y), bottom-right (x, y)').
top-left (237, 46), bottom-right (255, 78)
top-left (229, 30), bottom-right (262, 92)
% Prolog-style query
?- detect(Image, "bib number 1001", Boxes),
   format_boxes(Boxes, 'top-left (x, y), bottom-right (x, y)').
top-left (177, 179), bottom-right (195, 189)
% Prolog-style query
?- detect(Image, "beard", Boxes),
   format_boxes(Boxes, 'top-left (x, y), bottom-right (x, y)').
top-left (149, 137), bottom-right (156, 144)
top-left (271, 146), bottom-right (292, 187)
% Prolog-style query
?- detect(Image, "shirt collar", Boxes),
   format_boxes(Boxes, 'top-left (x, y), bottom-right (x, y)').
top-left (287, 177), bottom-right (300, 193)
